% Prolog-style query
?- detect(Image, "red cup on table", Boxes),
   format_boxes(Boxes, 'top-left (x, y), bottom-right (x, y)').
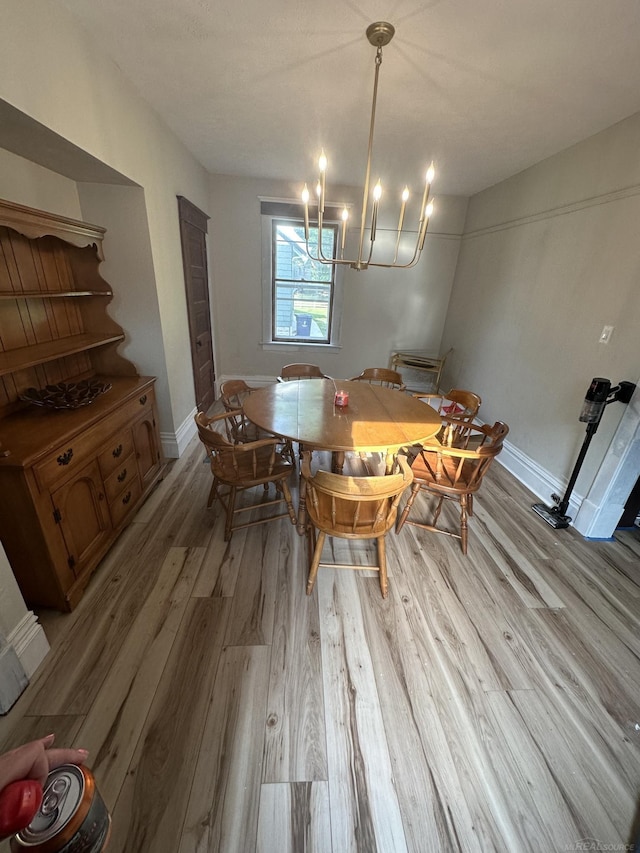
top-left (334, 390), bottom-right (349, 408)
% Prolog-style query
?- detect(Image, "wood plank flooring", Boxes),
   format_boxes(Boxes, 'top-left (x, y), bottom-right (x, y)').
top-left (1, 437), bottom-right (639, 852)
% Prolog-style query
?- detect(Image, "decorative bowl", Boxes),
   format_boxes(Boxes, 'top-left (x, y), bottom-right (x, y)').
top-left (19, 380), bottom-right (112, 410)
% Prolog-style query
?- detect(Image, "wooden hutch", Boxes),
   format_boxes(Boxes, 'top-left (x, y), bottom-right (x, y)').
top-left (0, 199), bottom-right (164, 611)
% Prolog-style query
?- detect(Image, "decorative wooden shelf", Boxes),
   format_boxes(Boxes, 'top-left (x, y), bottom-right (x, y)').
top-left (0, 333), bottom-right (125, 377)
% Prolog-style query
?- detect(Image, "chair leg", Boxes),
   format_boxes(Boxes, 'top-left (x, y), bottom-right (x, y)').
top-left (224, 486), bottom-right (237, 541)
top-left (306, 522), bottom-right (316, 569)
top-left (432, 496), bottom-right (445, 526)
top-left (331, 451), bottom-right (345, 474)
top-left (281, 480), bottom-right (298, 526)
top-left (306, 531), bottom-right (326, 595)
top-left (284, 440), bottom-right (296, 467)
top-left (376, 536), bottom-right (388, 598)
top-left (459, 495), bottom-right (469, 555)
top-left (396, 483), bottom-right (421, 532)
top-left (206, 478), bottom-right (217, 508)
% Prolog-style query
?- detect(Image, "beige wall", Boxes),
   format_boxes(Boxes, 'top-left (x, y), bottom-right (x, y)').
top-left (0, 148), bottom-right (82, 216)
top-left (1, 0), bottom-right (211, 441)
top-left (441, 113), bottom-right (640, 501)
top-left (208, 173), bottom-right (467, 382)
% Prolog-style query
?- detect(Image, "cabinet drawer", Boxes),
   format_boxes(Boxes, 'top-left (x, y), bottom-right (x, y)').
top-left (97, 429), bottom-right (134, 479)
top-left (119, 386), bottom-right (156, 425)
top-left (108, 475), bottom-right (142, 528)
top-left (103, 452), bottom-right (137, 504)
top-left (34, 427), bottom-right (109, 491)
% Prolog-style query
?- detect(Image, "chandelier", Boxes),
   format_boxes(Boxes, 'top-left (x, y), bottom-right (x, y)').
top-left (301, 22), bottom-right (436, 272)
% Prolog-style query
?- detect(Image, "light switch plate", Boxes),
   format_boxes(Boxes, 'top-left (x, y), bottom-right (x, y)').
top-left (599, 325), bottom-right (614, 344)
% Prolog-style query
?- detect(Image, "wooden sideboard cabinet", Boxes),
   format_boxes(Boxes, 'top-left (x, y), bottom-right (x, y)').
top-left (0, 199), bottom-right (164, 610)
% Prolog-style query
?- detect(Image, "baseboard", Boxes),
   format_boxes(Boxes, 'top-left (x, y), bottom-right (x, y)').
top-left (161, 406), bottom-right (198, 459)
top-left (8, 611), bottom-right (50, 680)
top-left (0, 643), bottom-right (28, 714)
top-left (497, 437), bottom-right (583, 523)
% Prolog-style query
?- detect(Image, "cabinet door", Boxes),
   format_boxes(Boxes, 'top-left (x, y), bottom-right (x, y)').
top-left (51, 459), bottom-right (112, 579)
top-left (132, 409), bottom-right (162, 490)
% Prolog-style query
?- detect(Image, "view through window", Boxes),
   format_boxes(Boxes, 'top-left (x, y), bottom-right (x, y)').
top-left (272, 219), bottom-right (337, 343)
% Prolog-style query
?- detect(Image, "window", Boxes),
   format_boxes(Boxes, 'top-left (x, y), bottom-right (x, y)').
top-left (261, 200), bottom-right (344, 349)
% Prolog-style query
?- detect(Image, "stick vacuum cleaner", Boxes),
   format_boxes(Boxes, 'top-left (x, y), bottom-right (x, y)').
top-left (532, 378), bottom-right (636, 529)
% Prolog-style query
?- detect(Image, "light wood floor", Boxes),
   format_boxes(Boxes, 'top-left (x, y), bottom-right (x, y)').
top-left (1, 436), bottom-right (639, 852)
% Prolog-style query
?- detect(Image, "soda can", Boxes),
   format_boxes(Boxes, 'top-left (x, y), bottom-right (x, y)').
top-left (10, 764), bottom-right (111, 852)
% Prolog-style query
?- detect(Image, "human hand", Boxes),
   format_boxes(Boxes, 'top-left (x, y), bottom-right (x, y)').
top-left (0, 735), bottom-right (88, 839)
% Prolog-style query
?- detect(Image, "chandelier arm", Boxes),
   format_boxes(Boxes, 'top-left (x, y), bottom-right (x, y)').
top-left (357, 45), bottom-right (383, 270)
top-left (311, 254), bottom-right (354, 267)
top-left (398, 236), bottom-right (423, 268)
top-left (316, 225), bottom-right (333, 262)
top-left (365, 233), bottom-right (376, 266)
top-left (367, 253), bottom-right (422, 270)
top-left (393, 233), bottom-right (402, 264)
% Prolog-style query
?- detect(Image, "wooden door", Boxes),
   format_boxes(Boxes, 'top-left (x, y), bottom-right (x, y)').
top-left (177, 196), bottom-right (215, 412)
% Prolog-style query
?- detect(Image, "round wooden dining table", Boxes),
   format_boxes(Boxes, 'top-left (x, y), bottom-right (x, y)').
top-left (243, 378), bottom-right (442, 532)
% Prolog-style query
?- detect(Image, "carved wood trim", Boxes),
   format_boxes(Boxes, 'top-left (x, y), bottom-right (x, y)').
top-left (0, 198), bottom-right (106, 259)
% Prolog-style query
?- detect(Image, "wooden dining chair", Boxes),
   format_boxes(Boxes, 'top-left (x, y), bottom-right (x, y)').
top-left (195, 410), bottom-right (297, 541)
top-left (220, 379), bottom-right (262, 442)
top-left (278, 363), bottom-right (328, 381)
top-left (220, 379), bottom-right (296, 463)
top-left (413, 388), bottom-right (481, 446)
top-left (349, 367), bottom-right (406, 391)
top-left (396, 421), bottom-right (509, 554)
top-left (301, 452), bottom-right (413, 598)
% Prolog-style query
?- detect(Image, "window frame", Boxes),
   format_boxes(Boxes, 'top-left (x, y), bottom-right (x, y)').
top-left (261, 198), bottom-right (345, 351)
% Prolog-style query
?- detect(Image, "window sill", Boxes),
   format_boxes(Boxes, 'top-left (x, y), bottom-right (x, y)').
top-left (261, 341), bottom-right (341, 353)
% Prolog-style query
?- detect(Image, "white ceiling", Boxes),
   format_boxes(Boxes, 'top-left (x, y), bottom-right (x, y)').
top-left (57, 0), bottom-right (640, 197)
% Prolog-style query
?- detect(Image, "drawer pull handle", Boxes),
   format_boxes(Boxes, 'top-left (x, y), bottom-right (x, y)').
top-left (139, 395), bottom-right (148, 405)
top-left (122, 491), bottom-right (132, 505)
top-left (117, 468), bottom-right (127, 482)
top-left (112, 444), bottom-right (123, 458)
top-left (57, 448), bottom-right (73, 466)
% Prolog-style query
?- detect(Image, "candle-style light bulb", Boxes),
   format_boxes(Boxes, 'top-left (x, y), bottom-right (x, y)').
top-left (394, 186), bottom-right (410, 263)
top-left (418, 199), bottom-right (435, 251)
top-left (316, 181), bottom-right (321, 198)
top-left (302, 184), bottom-right (310, 242)
top-left (417, 164), bottom-right (435, 246)
top-left (341, 207), bottom-right (349, 256)
top-left (317, 152), bottom-right (327, 248)
top-left (370, 180), bottom-right (382, 243)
